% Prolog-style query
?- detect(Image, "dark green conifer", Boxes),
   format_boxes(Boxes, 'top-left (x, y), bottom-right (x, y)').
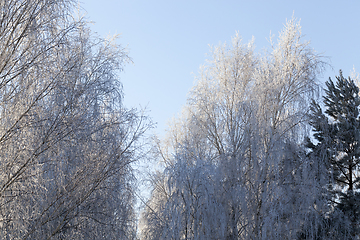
top-left (323, 70), bottom-right (360, 192)
top-left (305, 70), bottom-right (360, 239)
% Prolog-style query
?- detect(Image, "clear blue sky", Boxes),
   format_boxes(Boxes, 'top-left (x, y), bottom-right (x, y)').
top-left (81, 0), bottom-right (360, 137)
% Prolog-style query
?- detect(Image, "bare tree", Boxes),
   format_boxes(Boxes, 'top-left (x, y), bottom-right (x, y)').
top-left (0, 0), bottom-right (151, 239)
top-left (141, 17), bottom-right (326, 240)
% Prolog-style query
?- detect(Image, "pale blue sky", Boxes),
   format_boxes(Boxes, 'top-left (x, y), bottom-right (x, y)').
top-left (81, 0), bottom-right (360, 137)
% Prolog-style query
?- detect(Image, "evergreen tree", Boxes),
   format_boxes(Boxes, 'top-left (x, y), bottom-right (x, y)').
top-left (306, 70), bottom-right (360, 238)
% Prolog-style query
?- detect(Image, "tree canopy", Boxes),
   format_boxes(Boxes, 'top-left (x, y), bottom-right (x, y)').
top-left (0, 1), bottom-right (359, 239)
top-left (140, 17), bottom-right (335, 240)
top-left (0, 0), bottom-right (151, 239)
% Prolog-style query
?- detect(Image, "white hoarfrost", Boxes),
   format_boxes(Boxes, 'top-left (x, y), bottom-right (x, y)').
top-left (141, 17), bottom-right (326, 240)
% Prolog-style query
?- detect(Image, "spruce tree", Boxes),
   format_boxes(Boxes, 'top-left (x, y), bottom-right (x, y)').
top-left (307, 70), bottom-right (360, 238)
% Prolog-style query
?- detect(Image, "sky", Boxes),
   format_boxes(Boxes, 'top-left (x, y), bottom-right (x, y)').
top-left (81, 0), bottom-right (360, 138)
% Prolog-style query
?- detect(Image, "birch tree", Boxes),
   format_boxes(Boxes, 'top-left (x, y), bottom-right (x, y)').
top-left (141, 17), bottom-right (325, 240)
top-left (0, 0), bottom-right (150, 239)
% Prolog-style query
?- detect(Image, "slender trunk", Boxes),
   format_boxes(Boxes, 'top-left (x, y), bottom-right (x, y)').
top-left (349, 161), bottom-right (353, 191)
